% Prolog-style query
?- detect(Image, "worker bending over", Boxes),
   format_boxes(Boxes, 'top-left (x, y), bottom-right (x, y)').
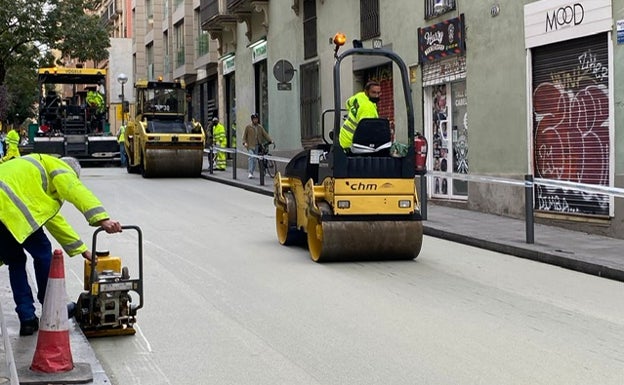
top-left (0, 154), bottom-right (122, 335)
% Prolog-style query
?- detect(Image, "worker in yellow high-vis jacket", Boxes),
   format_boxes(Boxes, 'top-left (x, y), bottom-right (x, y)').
top-left (339, 81), bottom-right (381, 151)
top-left (211, 117), bottom-right (227, 171)
top-left (1, 128), bottom-right (20, 162)
top-left (0, 154), bottom-right (122, 336)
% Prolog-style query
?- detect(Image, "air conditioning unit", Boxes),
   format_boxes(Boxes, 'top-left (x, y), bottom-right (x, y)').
top-left (434, 0), bottom-right (449, 14)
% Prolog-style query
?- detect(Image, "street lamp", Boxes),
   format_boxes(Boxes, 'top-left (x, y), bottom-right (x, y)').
top-left (117, 73), bottom-right (128, 126)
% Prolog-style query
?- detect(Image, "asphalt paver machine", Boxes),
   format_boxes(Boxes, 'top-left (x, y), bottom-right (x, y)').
top-left (75, 225), bottom-right (144, 337)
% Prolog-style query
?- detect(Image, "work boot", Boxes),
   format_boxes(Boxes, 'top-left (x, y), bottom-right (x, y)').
top-left (19, 317), bottom-right (39, 336)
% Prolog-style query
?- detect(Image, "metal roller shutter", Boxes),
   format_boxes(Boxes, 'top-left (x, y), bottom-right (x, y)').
top-left (532, 33), bottom-right (610, 216)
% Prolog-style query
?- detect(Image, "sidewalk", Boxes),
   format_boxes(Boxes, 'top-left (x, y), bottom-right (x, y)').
top-left (202, 164), bottom-right (624, 283)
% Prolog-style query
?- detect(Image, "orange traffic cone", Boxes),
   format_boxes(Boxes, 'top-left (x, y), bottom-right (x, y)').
top-left (30, 249), bottom-right (73, 373)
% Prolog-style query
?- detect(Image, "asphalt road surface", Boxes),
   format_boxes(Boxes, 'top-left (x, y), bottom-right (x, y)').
top-left (57, 167), bottom-right (624, 385)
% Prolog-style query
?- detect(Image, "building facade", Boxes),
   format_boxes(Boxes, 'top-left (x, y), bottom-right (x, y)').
top-left (190, 0), bottom-right (624, 238)
top-left (130, 0), bottom-right (220, 131)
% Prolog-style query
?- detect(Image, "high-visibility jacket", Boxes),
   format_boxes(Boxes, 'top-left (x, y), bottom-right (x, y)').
top-left (212, 123), bottom-right (226, 147)
top-left (117, 125), bottom-right (126, 144)
top-left (212, 122), bottom-right (227, 170)
top-left (339, 91), bottom-right (378, 149)
top-left (0, 154), bottom-right (110, 256)
top-left (1, 129), bottom-right (20, 162)
top-left (86, 91), bottom-right (105, 114)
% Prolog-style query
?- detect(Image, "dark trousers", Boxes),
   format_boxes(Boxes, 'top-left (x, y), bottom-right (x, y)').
top-left (0, 222), bottom-right (52, 321)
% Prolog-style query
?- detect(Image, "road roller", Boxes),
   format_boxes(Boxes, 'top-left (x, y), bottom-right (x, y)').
top-left (75, 226), bottom-right (144, 338)
top-left (273, 34), bottom-right (424, 262)
top-left (124, 78), bottom-right (205, 178)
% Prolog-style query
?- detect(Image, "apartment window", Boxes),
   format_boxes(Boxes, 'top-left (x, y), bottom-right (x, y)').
top-left (425, 0), bottom-right (456, 20)
top-left (147, 43), bottom-right (154, 79)
top-left (303, 0), bottom-right (317, 59)
top-left (163, 0), bottom-right (169, 21)
top-left (174, 22), bottom-right (185, 68)
top-left (196, 10), bottom-right (209, 57)
top-left (360, 0), bottom-right (379, 40)
top-left (164, 31), bottom-right (170, 74)
top-left (146, 0), bottom-right (154, 27)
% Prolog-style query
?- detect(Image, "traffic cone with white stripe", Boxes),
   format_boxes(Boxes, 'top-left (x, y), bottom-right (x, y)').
top-left (30, 249), bottom-right (73, 373)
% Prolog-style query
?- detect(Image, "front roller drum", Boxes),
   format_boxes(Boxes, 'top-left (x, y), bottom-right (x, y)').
top-left (306, 217), bottom-right (423, 263)
top-left (143, 149), bottom-right (203, 178)
top-left (276, 191), bottom-right (305, 246)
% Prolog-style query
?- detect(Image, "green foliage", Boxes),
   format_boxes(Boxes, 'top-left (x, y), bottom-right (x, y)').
top-left (0, 0), bottom-right (110, 76)
top-left (50, 0), bottom-right (111, 64)
top-left (0, 85), bottom-right (8, 123)
top-left (5, 65), bottom-right (38, 125)
top-left (0, 0), bottom-right (110, 122)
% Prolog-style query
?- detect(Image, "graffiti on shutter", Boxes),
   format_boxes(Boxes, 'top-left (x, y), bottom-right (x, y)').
top-left (532, 33), bottom-right (610, 216)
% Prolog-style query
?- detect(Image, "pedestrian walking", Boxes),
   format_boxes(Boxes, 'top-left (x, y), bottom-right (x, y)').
top-left (1, 128), bottom-right (20, 162)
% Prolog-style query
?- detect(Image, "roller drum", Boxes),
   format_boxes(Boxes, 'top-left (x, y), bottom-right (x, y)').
top-left (307, 218), bottom-right (423, 262)
top-left (143, 148), bottom-right (203, 178)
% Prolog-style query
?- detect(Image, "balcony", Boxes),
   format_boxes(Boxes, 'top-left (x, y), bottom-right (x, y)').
top-left (200, 0), bottom-right (237, 31)
top-left (99, 0), bottom-right (122, 25)
top-left (227, 0), bottom-right (269, 20)
top-left (226, 0), bottom-right (248, 12)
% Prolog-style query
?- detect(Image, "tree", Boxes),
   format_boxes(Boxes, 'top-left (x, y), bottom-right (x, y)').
top-left (0, 0), bottom-right (110, 83)
top-left (0, 0), bottom-right (110, 123)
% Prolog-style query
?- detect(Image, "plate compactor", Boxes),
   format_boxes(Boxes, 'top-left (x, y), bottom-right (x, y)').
top-left (75, 225), bottom-right (144, 338)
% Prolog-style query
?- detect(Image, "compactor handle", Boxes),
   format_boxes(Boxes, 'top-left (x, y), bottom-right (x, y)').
top-left (90, 225), bottom-right (144, 311)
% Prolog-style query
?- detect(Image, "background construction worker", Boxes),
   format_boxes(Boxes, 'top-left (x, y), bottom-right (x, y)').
top-left (1, 127), bottom-right (21, 162)
top-left (243, 113), bottom-right (273, 179)
top-left (0, 154), bottom-right (122, 335)
top-left (211, 117), bottom-right (227, 171)
top-left (118, 124), bottom-right (127, 167)
top-left (339, 80), bottom-right (381, 151)
top-left (86, 88), bottom-right (105, 133)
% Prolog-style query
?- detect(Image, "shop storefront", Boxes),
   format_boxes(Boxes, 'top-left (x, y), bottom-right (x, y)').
top-left (418, 15), bottom-right (468, 199)
top-left (524, 0), bottom-right (613, 217)
top-left (250, 39), bottom-right (269, 130)
top-left (221, 54), bottom-right (236, 147)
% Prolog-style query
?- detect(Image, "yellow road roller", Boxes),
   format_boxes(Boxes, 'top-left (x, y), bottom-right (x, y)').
top-left (274, 35), bottom-right (424, 262)
top-left (124, 78), bottom-right (205, 177)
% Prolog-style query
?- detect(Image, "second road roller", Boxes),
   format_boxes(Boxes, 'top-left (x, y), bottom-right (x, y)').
top-left (273, 34), bottom-right (424, 262)
top-left (124, 78), bottom-right (205, 177)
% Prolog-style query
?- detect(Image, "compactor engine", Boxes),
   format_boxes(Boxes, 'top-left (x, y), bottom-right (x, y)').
top-left (75, 226), bottom-right (144, 338)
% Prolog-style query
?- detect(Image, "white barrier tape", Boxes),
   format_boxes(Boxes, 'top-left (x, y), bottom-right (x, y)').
top-left (203, 147), bottom-right (290, 164)
top-left (429, 171), bottom-right (624, 199)
top-left (429, 171), bottom-right (526, 187)
top-left (200, 151), bottom-right (624, 198)
top-left (534, 177), bottom-right (624, 197)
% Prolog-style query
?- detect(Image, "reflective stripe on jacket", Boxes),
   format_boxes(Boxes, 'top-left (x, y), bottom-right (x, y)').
top-left (0, 154), bottom-right (110, 256)
top-left (339, 91), bottom-right (378, 149)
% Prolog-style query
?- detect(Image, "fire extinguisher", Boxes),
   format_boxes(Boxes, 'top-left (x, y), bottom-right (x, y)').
top-left (414, 132), bottom-right (428, 175)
